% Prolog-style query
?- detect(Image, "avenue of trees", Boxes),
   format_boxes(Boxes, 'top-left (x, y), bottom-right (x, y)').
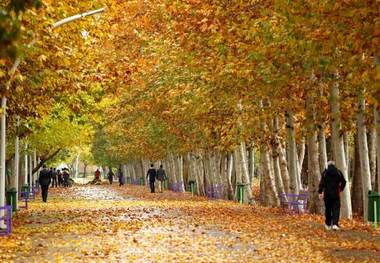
top-left (0, 0), bottom-right (379, 221)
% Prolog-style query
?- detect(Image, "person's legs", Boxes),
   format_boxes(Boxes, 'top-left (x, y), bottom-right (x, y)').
top-left (41, 186), bottom-right (48, 202)
top-left (150, 181), bottom-right (155, 193)
top-left (324, 198), bottom-right (333, 226)
top-left (332, 198), bottom-right (341, 226)
top-left (158, 180), bottom-right (162, 193)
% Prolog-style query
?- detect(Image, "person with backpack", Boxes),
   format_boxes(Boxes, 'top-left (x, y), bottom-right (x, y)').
top-left (156, 164), bottom-right (167, 193)
top-left (146, 164), bottom-right (157, 193)
top-left (107, 167), bottom-right (114, 185)
top-left (118, 166), bottom-right (125, 186)
top-left (51, 168), bottom-right (58, 188)
top-left (38, 165), bottom-right (51, 202)
top-left (318, 161), bottom-right (346, 231)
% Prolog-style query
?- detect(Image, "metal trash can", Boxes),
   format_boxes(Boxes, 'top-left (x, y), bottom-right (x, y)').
top-left (6, 188), bottom-right (17, 212)
top-left (368, 191), bottom-right (380, 223)
top-left (140, 177), bottom-right (144, 186)
top-left (189, 180), bottom-right (196, 196)
top-left (237, 183), bottom-right (246, 204)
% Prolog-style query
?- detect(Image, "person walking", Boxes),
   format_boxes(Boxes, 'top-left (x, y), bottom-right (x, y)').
top-left (118, 166), bottom-right (125, 186)
top-left (51, 168), bottom-right (58, 188)
top-left (107, 167), bottom-right (114, 185)
top-left (94, 168), bottom-right (101, 182)
top-left (57, 169), bottom-right (63, 187)
top-left (156, 164), bottom-right (167, 193)
top-left (146, 164), bottom-right (157, 193)
top-left (318, 161), bottom-right (346, 231)
top-left (39, 165), bottom-right (51, 202)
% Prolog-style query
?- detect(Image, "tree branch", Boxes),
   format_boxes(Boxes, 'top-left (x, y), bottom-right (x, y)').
top-left (32, 148), bottom-right (61, 174)
top-left (52, 7), bottom-right (106, 29)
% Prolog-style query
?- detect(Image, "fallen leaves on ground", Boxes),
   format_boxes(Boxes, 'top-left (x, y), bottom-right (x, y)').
top-left (0, 184), bottom-right (379, 262)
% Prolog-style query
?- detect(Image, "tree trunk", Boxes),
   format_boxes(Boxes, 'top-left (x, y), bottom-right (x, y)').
top-left (260, 146), bottom-right (279, 206)
top-left (352, 133), bottom-right (363, 215)
top-left (227, 152), bottom-right (234, 200)
top-left (330, 82), bottom-right (352, 219)
top-left (297, 138), bottom-right (306, 188)
top-left (357, 95), bottom-right (372, 222)
top-left (279, 145), bottom-right (290, 193)
top-left (240, 141), bottom-right (253, 203)
top-left (286, 110), bottom-right (300, 194)
top-left (177, 155), bottom-right (184, 192)
top-left (318, 127), bottom-right (328, 172)
top-left (369, 108), bottom-right (377, 189)
top-left (375, 105), bottom-right (380, 192)
top-left (307, 131), bottom-right (323, 214)
top-left (272, 117), bottom-right (286, 197)
top-left (248, 146), bottom-right (255, 190)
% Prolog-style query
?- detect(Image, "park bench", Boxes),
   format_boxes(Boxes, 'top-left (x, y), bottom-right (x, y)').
top-left (280, 192), bottom-right (308, 213)
top-left (0, 205), bottom-right (12, 236)
top-left (19, 191), bottom-right (29, 209)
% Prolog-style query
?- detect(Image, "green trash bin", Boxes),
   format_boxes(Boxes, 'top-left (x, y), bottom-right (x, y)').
top-left (22, 184), bottom-right (29, 195)
top-left (237, 183), bottom-right (246, 204)
top-left (189, 180), bottom-right (196, 196)
top-left (368, 191), bottom-right (380, 223)
top-left (6, 188), bottom-right (17, 212)
top-left (140, 177), bottom-right (145, 186)
top-left (163, 179), bottom-right (168, 190)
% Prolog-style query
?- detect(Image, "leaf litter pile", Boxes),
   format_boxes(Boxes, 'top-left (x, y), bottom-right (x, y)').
top-left (0, 184), bottom-right (379, 262)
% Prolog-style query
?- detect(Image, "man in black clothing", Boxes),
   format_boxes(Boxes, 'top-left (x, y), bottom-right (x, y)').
top-left (318, 161), bottom-right (346, 231)
top-left (39, 165), bottom-right (51, 202)
top-left (146, 164), bottom-right (157, 193)
top-left (51, 168), bottom-right (58, 188)
top-left (156, 165), bottom-right (167, 193)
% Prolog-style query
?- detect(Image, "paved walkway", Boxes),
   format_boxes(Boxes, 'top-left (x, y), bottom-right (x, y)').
top-left (0, 184), bottom-right (379, 262)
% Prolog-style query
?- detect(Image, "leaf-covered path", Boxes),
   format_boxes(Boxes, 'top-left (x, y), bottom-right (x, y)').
top-left (1, 185), bottom-right (379, 262)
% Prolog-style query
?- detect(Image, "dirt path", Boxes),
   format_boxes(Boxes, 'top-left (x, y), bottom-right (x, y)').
top-left (0, 184), bottom-right (379, 262)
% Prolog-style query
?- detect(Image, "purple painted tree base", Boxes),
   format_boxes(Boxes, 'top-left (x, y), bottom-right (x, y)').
top-left (0, 205), bottom-right (12, 236)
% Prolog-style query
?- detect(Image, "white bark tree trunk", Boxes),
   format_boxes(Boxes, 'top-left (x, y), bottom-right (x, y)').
top-left (240, 141), bottom-right (253, 203)
top-left (24, 143), bottom-right (28, 185)
top-left (227, 152), bottom-right (234, 199)
top-left (0, 97), bottom-right (6, 228)
top-left (357, 95), bottom-right (372, 221)
top-left (307, 131), bottom-right (323, 214)
top-left (261, 146), bottom-right (280, 206)
top-left (14, 116), bottom-right (20, 210)
top-left (369, 107), bottom-right (377, 189)
top-left (249, 146), bottom-right (255, 189)
top-left (297, 138), bottom-right (306, 188)
top-left (286, 111), bottom-right (300, 194)
top-left (318, 127), bottom-right (328, 172)
top-left (272, 117), bottom-right (286, 196)
top-left (177, 155), bottom-right (184, 192)
top-left (279, 145), bottom-right (290, 193)
top-left (330, 82), bottom-right (352, 219)
top-left (375, 105), bottom-right (380, 192)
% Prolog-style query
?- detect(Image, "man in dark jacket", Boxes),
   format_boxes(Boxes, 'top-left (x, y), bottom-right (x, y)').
top-left (146, 164), bottom-right (157, 193)
top-left (39, 165), bottom-right (51, 202)
top-left (156, 165), bottom-right (167, 193)
top-left (51, 168), bottom-right (58, 188)
top-left (318, 161), bottom-right (346, 231)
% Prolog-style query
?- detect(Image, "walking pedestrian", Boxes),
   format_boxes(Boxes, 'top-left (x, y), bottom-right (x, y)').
top-left (108, 167), bottom-right (114, 185)
top-left (118, 166), bottom-right (125, 186)
top-left (57, 169), bottom-right (63, 187)
top-left (146, 164), bottom-right (157, 193)
top-left (38, 165), bottom-right (51, 202)
top-left (156, 164), bottom-right (167, 193)
top-left (318, 161), bottom-right (346, 231)
top-left (51, 168), bottom-right (58, 188)
top-left (94, 168), bottom-right (101, 182)
top-left (62, 170), bottom-right (70, 187)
